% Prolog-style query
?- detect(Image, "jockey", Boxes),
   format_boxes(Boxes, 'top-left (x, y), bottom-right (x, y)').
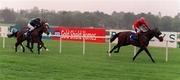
top-left (132, 17), bottom-right (151, 33)
top-left (26, 17), bottom-right (41, 39)
top-left (27, 17), bottom-right (41, 32)
top-left (130, 17), bottom-right (151, 41)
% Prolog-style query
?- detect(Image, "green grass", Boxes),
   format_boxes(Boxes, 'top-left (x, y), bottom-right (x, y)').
top-left (0, 38), bottom-right (180, 80)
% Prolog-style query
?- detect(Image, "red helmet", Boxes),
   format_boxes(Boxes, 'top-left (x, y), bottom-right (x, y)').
top-left (138, 17), bottom-right (145, 25)
top-left (139, 17), bottom-right (145, 23)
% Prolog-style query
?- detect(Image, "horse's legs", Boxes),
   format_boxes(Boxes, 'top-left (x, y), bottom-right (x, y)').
top-left (31, 42), bottom-right (34, 49)
top-left (144, 48), bottom-right (155, 63)
top-left (37, 43), bottom-right (41, 54)
top-left (15, 42), bottom-right (19, 52)
top-left (26, 41), bottom-right (33, 53)
top-left (114, 46), bottom-right (121, 53)
top-left (133, 48), bottom-right (144, 61)
top-left (20, 43), bottom-right (25, 52)
top-left (43, 45), bottom-right (48, 51)
top-left (26, 40), bottom-right (30, 48)
top-left (39, 41), bottom-right (44, 50)
top-left (15, 41), bottom-right (23, 52)
top-left (109, 44), bottom-right (120, 53)
top-left (29, 42), bottom-right (34, 53)
top-left (41, 41), bottom-right (47, 50)
top-left (26, 40), bottom-right (33, 53)
top-left (40, 41), bottom-right (48, 51)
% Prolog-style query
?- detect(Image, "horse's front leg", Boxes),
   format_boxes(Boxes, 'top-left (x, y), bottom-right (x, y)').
top-left (37, 42), bottom-right (41, 54)
top-left (15, 42), bottom-right (19, 52)
top-left (30, 42), bottom-right (34, 53)
top-left (26, 40), bottom-right (30, 48)
top-left (144, 47), bottom-right (155, 63)
top-left (109, 44), bottom-right (119, 53)
top-left (133, 48), bottom-right (144, 61)
top-left (26, 41), bottom-right (33, 53)
top-left (39, 41), bottom-right (44, 50)
top-left (39, 41), bottom-right (49, 51)
top-left (20, 43), bottom-right (25, 52)
top-left (40, 40), bottom-right (48, 51)
top-left (114, 45), bottom-right (121, 53)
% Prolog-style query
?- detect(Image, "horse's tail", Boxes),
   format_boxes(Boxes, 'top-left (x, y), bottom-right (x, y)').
top-left (7, 31), bottom-right (18, 38)
top-left (110, 33), bottom-right (119, 43)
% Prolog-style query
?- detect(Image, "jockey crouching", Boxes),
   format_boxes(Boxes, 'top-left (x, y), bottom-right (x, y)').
top-left (131, 17), bottom-right (151, 41)
top-left (27, 17), bottom-right (41, 41)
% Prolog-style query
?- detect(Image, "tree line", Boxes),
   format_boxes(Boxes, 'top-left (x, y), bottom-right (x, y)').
top-left (0, 7), bottom-right (180, 32)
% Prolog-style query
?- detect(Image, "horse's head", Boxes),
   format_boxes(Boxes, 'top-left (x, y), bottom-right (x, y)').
top-left (40, 21), bottom-right (50, 35)
top-left (151, 28), bottom-right (163, 42)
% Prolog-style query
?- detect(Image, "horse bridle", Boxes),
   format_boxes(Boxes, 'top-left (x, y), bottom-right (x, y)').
top-left (152, 29), bottom-right (163, 41)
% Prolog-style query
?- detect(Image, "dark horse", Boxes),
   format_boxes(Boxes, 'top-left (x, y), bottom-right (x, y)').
top-left (109, 28), bottom-right (163, 63)
top-left (26, 21), bottom-right (50, 54)
top-left (7, 21), bottom-right (50, 54)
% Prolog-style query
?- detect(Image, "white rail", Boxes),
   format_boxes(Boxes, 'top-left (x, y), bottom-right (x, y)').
top-left (1, 33), bottom-right (179, 62)
top-left (50, 35), bottom-right (111, 56)
top-left (0, 33), bottom-right (6, 48)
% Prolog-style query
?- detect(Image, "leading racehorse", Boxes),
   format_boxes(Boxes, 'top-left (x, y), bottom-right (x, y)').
top-left (108, 28), bottom-right (163, 63)
top-left (7, 21), bottom-right (50, 54)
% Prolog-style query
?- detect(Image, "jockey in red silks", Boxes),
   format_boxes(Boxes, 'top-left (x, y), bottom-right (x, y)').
top-left (132, 17), bottom-right (151, 33)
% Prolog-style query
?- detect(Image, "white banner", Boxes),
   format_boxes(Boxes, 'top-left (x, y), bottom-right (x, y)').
top-left (149, 32), bottom-right (177, 48)
top-left (0, 26), bottom-right (9, 37)
top-left (108, 30), bottom-right (178, 48)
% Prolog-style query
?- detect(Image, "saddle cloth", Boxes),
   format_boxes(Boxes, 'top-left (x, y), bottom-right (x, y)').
top-left (130, 32), bottom-right (138, 42)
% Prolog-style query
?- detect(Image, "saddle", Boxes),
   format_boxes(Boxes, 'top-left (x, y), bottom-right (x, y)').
top-left (130, 32), bottom-right (138, 42)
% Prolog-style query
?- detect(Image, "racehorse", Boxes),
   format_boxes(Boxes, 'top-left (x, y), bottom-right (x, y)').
top-left (108, 28), bottom-right (163, 63)
top-left (7, 21), bottom-right (49, 54)
top-left (26, 21), bottom-right (50, 54)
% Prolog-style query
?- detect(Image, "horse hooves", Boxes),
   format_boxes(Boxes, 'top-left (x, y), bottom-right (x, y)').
top-left (46, 49), bottom-right (49, 51)
top-left (40, 49), bottom-right (42, 52)
top-left (26, 46), bottom-right (29, 48)
top-left (109, 51), bottom-right (113, 53)
top-left (133, 58), bottom-right (135, 61)
top-left (114, 51), bottom-right (119, 53)
top-left (108, 53), bottom-right (112, 57)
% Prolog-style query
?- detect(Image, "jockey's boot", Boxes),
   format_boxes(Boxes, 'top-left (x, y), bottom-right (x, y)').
top-left (27, 31), bottom-right (32, 41)
top-left (137, 31), bottom-right (145, 41)
top-left (136, 32), bottom-right (141, 41)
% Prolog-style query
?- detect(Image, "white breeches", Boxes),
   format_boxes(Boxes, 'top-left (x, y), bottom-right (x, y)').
top-left (139, 25), bottom-right (148, 32)
top-left (133, 25), bottom-right (148, 33)
top-left (27, 23), bottom-right (35, 31)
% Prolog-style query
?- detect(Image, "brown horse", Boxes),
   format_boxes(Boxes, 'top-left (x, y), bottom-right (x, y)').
top-left (26, 21), bottom-right (50, 54)
top-left (7, 21), bottom-right (49, 54)
top-left (109, 28), bottom-right (163, 63)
